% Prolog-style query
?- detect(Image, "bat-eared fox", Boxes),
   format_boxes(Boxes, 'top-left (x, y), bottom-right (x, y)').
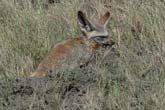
top-left (30, 11), bottom-right (115, 77)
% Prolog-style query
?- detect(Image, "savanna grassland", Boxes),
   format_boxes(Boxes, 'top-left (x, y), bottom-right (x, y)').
top-left (0, 0), bottom-right (165, 110)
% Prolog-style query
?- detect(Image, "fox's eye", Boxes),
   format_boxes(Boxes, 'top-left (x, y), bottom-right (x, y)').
top-left (99, 36), bottom-right (108, 38)
top-left (92, 36), bottom-right (108, 41)
top-left (95, 37), bottom-right (104, 41)
top-left (92, 36), bottom-right (108, 39)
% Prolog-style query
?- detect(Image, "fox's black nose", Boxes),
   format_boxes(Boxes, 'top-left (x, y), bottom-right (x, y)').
top-left (103, 40), bottom-right (115, 48)
top-left (110, 40), bottom-right (115, 46)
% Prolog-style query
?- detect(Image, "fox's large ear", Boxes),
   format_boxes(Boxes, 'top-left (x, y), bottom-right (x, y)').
top-left (98, 12), bottom-right (111, 27)
top-left (78, 11), bottom-right (94, 32)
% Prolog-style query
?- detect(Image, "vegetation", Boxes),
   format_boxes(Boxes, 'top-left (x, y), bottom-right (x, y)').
top-left (0, 0), bottom-right (165, 110)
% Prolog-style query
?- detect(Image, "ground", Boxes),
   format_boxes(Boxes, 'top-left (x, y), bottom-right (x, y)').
top-left (0, 0), bottom-right (165, 110)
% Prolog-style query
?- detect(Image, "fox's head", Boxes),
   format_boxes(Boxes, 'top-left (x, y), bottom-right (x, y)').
top-left (78, 11), bottom-right (115, 48)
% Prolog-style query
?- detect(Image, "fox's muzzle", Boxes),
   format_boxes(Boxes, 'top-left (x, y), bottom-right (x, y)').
top-left (102, 40), bottom-right (115, 48)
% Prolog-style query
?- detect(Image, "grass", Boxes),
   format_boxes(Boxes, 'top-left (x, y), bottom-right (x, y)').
top-left (0, 0), bottom-right (165, 110)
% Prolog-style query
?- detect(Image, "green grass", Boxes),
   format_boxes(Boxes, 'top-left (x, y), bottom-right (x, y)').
top-left (0, 0), bottom-right (165, 110)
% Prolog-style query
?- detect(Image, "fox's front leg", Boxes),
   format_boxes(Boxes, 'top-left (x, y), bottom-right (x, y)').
top-left (79, 53), bottom-right (95, 68)
top-left (78, 46), bottom-right (98, 68)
